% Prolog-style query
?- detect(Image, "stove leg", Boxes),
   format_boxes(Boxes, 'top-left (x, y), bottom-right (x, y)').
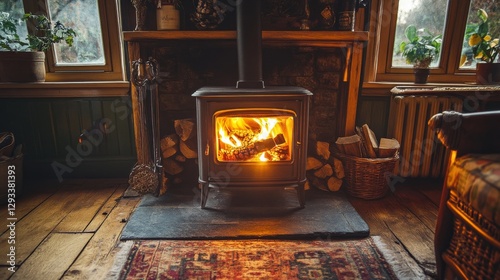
top-left (297, 183), bottom-right (305, 208)
top-left (200, 183), bottom-right (210, 209)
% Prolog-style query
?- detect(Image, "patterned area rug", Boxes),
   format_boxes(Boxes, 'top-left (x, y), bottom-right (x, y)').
top-left (118, 238), bottom-right (398, 279)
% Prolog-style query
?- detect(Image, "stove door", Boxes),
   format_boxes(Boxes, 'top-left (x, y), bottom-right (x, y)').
top-left (198, 97), bottom-right (308, 186)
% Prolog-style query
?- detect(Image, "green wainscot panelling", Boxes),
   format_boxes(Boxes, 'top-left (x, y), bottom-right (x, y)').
top-left (0, 97), bottom-right (136, 181)
top-left (355, 95), bottom-right (391, 139)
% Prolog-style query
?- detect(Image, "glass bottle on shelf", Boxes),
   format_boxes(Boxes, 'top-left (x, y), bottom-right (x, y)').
top-left (156, 0), bottom-right (181, 30)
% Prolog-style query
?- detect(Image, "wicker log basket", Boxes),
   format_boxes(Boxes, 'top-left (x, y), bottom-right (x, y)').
top-left (336, 153), bottom-right (399, 200)
top-left (443, 191), bottom-right (500, 279)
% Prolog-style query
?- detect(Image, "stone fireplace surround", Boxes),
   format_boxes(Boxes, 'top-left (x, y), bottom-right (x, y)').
top-left (123, 31), bottom-right (367, 189)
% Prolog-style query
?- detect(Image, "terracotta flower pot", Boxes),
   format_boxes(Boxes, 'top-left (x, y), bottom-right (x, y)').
top-left (414, 68), bottom-right (430, 84)
top-left (0, 51), bottom-right (46, 83)
top-left (476, 63), bottom-right (500, 85)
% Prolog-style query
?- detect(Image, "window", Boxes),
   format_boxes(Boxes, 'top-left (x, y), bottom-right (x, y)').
top-left (0, 0), bottom-right (124, 82)
top-left (47, 0), bottom-right (105, 66)
top-left (460, 0), bottom-right (500, 69)
top-left (391, 0), bottom-right (448, 68)
top-left (366, 0), bottom-right (499, 84)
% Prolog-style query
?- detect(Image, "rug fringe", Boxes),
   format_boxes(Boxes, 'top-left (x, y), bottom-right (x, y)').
top-left (371, 236), bottom-right (430, 280)
top-left (106, 240), bottom-right (135, 280)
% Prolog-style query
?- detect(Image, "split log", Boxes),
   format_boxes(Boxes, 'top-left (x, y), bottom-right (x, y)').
top-left (314, 163), bottom-right (333, 179)
top-left (160, 174), bottom-right (169, 195)
top-left (316, 141), bottom-right (331, 160)
top-left (309, 176), bottom-right (328, 192)
top-left (180, 137), bottom-right (198, 159)
top-left (164, 158), bottom-right (184, 175)
top-left (361, 124), bottom-right (378, 158)
top-left (174, 118), bottom-right (196, 141)
top-left (331, 157), bottom-right (345, 179)
top-left (173, 177), bottom-right (183, 184)
top-left (335, 134), bottom-right (362, 157)
top-left (175, 154), bottom-right (186, 163)
top-left (306, 139), bottom-right (347, 193)
top-left (327, 176), bottom-right (343, 192)
top-left (160, 133), bottom-right (179, 159)
top-left (159, 119), bottom-right (200, 190)
top-left (306, 157), bottom-right (323, 170)
top-left (311, 176), bottom-right (330, 192)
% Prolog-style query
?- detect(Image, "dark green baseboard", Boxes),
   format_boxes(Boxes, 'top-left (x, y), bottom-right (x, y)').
top-left (23, 157), bottom-right (137, 181)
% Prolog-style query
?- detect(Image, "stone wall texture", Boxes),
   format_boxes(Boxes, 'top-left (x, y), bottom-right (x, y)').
top-left (152, 43), bottom-right (345, 144)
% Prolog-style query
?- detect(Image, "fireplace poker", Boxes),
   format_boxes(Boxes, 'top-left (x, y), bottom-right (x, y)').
top-left (128, 58), bottom-right (160, 194)
top-left (146, 58), bottom-right (165, 196)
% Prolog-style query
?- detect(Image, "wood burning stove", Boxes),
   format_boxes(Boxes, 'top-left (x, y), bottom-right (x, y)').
top-left (193, 0), bottom-right (312, 208)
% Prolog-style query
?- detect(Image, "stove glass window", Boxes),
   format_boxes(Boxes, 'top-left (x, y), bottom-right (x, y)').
top-left (215, 110), bottom-right (295, 162)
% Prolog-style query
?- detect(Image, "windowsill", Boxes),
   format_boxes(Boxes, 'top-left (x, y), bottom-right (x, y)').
top-left (360, 81), bottom-right (497, 95)
top-left (361, 81), bottom-right (500, 98)
top-left (0, 81), bottom-right (130, 98)
top-left (362, 81), bottom-right (481, 89)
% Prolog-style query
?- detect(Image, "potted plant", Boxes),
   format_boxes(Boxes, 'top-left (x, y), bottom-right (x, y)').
top-left (462, 9), bottom-right (499, 84)
top-left (399, 25), bottom-right (442, 84)
top-left (0, 12), bottom-right (76, 82)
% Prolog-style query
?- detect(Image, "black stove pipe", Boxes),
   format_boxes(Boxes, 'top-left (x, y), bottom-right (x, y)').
top-left (236, 0), bottom-right (265, 89)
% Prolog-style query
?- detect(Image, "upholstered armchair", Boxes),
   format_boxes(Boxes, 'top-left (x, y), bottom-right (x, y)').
top-left (428, 110), bottom-right (500, 279)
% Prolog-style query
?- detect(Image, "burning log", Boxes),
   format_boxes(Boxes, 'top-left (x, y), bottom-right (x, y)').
top-left (255, 134), bottom-right (286, 151)
top-left (218, 133), bottom-right (288, 161)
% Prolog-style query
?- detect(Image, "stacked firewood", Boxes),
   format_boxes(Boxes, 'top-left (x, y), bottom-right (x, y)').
top-left (305, 140), bottom-right (345, 192)
top-left (160, 118), bottom-right (198, 189)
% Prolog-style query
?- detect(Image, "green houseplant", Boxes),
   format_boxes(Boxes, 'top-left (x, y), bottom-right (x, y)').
top-left (399, 25), bottom-right (442, 84)
top-left (462, 9), bottom-right (499, 84)
top-left (0, 12), bottom-right (76, 82)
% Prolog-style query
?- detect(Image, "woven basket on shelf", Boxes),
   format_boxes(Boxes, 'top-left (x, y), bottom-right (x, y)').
top-left (336, 153), bottom-right (399, 199)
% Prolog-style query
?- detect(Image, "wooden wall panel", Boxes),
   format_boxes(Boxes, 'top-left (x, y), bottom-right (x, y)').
top-left (355, 95), bottom-right (391, 139)
top-left (0, 98), bottom-right (136, 180)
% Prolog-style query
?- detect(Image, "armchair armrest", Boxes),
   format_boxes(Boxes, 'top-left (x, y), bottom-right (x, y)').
top-left (429, 110), bottom-right (500, 279)
top-left (428, 110), bottom-right (500, 156)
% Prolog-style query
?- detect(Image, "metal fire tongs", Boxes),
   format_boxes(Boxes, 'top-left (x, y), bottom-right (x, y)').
top-left (129, 58), bottom-right (163, 195)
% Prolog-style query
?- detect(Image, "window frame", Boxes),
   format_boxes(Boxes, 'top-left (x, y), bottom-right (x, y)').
top-left (22, 0), bottom-right (125, 82)
top-left (365, 0), bottom-right (477, 84)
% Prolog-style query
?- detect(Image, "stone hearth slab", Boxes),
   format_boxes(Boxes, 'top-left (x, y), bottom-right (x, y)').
top-left (120, 187), bottom-right (369, 240)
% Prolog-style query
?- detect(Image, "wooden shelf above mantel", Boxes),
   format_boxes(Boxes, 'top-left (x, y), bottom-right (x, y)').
top-left (122, 30), bottom-right (369, 43)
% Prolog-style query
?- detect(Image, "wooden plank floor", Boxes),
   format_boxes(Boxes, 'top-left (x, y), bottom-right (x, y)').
top-left (0, 177), bottom-right (441, 279)
top-left (348, 178), bottom-right (442, 279)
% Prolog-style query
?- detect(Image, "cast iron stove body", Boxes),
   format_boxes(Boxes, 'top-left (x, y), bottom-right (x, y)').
top-left (192, 0), bottom-right (312, 208)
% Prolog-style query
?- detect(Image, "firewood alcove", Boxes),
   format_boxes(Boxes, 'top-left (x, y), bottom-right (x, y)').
top-left (123, 30), bottom-right (368, 192)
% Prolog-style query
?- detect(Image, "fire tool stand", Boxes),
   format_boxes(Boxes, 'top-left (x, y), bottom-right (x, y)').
top-left (128, 58), bottom-right (164, 195)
